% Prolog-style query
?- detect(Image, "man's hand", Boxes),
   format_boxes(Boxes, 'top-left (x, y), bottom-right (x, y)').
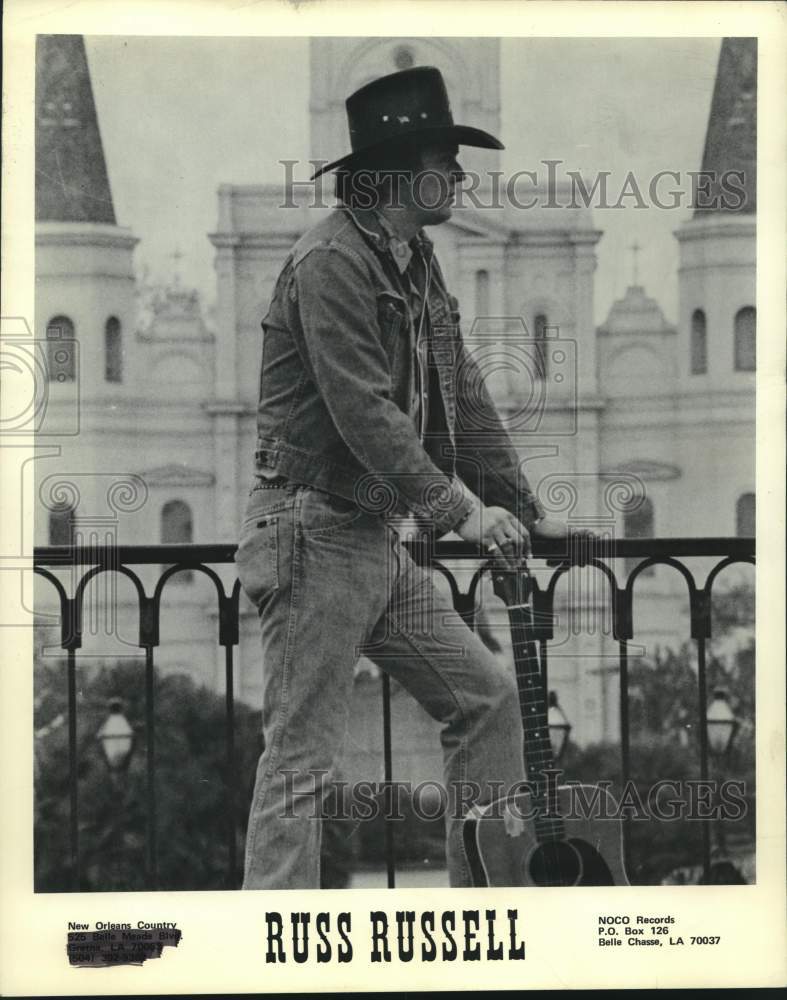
top-left (455, 510), bottom-right (598, 568)
top-left (530, 517), bottom-right (569, 541)
top-left (454, 505), bottom-right (531, 568)
top-left (531, 517), bottom-right (596, 566)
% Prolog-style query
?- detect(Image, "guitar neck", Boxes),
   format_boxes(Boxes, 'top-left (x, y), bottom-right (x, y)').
top-left (509, 610), bottom-right (555, 778)
top-left (495, 567), bottom-right (565, 843)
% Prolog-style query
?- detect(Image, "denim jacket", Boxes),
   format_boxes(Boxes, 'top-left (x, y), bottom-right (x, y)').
top-left (254, 205), bottom-right (542, 535)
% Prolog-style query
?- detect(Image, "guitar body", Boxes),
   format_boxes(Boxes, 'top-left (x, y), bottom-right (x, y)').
top-left (464, 783), bottom-right (630, 887)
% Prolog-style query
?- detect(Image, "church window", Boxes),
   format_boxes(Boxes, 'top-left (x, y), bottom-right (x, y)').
top-left (624, 496), bottom-right (654, 577)
top-left (49, 502), bottom-right (75, 547)
top-left (105, 316), bottom-right (123, 383)
top-left (161, 499), bottom-right (193, 583)
top-left (690, 309), bottom-right (707, 374)
top-left (534, 312), bottom-right (548, 380)
top-left (475, 269), bottom-right (489, 316)
top-left (734, 307), bottom-right (756, 371)
top-left (735, 493), bottom-right (755, 536)
top-left (46, 316), bottom-right (76, 382)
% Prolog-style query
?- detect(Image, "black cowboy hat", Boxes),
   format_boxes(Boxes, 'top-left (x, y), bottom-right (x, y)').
top-left (311, 66), bottom-right (504, 179)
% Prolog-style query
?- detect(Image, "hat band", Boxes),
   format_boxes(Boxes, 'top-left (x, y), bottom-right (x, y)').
top-left (348, 109), bottom-right (455, 153)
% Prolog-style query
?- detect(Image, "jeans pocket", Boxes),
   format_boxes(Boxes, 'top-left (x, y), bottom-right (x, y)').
top-left (299, 487), bottom-right (364, 536)
top-left (235, 515), bottom-right (280, 607)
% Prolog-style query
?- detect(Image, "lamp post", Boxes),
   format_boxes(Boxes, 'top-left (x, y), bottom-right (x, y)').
top-left (96, 698), bottom-right (135, 774)
top-left (706, 688), bottom-right (739, 858)
top-left (547, 690), bottom-right (572, 763)
top-left (707, 688), bottom-right (738, 759)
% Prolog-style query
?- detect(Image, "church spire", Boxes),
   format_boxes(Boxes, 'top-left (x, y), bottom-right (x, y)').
top-left (694, 37), bottom-right (756, 216)
top-left (35, 35), bottom-right (116, 223)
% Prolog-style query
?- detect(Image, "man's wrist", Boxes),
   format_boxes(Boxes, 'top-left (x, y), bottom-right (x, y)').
top-left (521, 493), bottom-right (545, 528)
top-left (452, 502), bottom-right (477, 533)
top-left (448, 479), bottom-right (484, 534)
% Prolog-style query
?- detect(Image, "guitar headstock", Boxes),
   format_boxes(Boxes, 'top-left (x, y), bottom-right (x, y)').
top-left (488, 558), bottom-right (532, 609)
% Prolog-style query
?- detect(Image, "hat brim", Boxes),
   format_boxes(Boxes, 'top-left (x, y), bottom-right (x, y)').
top-left (311, 124), bottom-right (504, 180)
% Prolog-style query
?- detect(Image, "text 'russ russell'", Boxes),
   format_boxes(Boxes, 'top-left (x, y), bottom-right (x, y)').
top-left (264, 908), bottom-right (526, 963)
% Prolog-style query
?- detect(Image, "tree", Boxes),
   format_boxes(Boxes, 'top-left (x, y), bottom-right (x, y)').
top-left (561, 581), bottom-right (755, 885)
top-left (34, 657), bottom-right (351, 891)
top-left (626, 580), bottom-right (755, 753)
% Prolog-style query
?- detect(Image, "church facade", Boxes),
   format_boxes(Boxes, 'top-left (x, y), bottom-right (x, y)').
top-left (34, 36), bottom-right (755, 747)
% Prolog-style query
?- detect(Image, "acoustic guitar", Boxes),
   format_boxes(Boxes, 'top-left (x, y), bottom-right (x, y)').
top-left (462, 561), bottom-right (629, 887)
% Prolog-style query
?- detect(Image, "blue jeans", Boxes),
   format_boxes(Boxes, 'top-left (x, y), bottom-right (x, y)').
top-left (235, 480), bottom-right (526, 889)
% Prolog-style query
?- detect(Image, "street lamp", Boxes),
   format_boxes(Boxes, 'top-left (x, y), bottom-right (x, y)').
top-left (547, 690), bottom-right (572, 763)
top-left (707, 688), bottom-right (739, 759)
top-left (96, 698), bottom-right (135, 773)
top-left (705, 687), bottom-right (741, 873)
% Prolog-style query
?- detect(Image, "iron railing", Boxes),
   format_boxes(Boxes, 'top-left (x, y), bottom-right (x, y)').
top-left (33, 536), bottom-right (755, 890)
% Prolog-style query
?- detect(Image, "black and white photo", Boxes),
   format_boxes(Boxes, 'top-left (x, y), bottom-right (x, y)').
top-left (1, 1), bottom-right (785, 993)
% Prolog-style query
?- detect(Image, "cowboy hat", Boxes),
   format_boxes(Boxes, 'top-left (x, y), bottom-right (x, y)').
top-left (311, 66), bottom-right (504, 180)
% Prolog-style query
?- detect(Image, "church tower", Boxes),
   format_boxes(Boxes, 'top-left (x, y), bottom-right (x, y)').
top-left (35, 35), bottom-right (139, 411)
top-left (673, 38), bottom-right (756, 537)
top-left (35, 35), bottom-right (140, 552)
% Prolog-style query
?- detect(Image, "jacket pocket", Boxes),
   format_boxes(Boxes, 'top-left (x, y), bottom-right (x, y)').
top-left (376, 291), bottom-right (408, 362)
top-left (235, 516), bottom-right (280, 608)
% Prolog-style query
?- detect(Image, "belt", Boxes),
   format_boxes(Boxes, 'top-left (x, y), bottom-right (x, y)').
top-left (251, 474), bottom-right (290, 490)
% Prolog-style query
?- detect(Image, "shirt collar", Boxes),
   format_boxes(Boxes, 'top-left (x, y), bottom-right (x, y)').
top-left (372, 210), bottom-right (413, 274)
top-left (342, 205), bottom-right (433, 276)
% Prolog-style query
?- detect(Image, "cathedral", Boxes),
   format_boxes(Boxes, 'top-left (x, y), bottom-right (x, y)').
top-left (34, 36), bottom-right (755, 748)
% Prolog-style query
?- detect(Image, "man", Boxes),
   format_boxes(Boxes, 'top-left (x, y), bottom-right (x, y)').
top-left (235, 66), bottom-right (573, 890)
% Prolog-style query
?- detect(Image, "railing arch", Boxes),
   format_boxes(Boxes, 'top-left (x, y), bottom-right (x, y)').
top-left (33, 536), bottom-right (755, 890)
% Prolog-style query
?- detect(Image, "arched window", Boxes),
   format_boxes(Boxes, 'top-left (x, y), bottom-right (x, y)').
top-left (736, 493), bottom-right (755, 536)
top-left (533, 312), bottom-right (548, 380)
top-left (690, 309), bottom-right (707, 374)
top-left (475, 269), bottom-right (490, 316)
top-left (161, 499), bottom-right (193, 582)
top-left (48, 504), bottom-right (75, 547)
top-left (46, 316), bottom-right (76, 382)
top-left (734, 306), bottom-right (756, 371)
top-left (105, 316), bottom-right (123, 383)
top-left (624, 496), bottom-right (654, 577)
